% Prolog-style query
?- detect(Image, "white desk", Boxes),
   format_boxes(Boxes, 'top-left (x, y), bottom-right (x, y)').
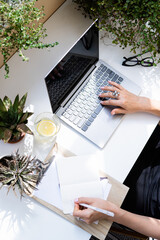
top-left (0, 1), bottom-right (160, 240)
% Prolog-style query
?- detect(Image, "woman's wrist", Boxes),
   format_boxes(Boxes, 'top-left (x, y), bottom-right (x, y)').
top-left (102, 201), bottom-right (127, 223)
top-left (136, 96), bottom-right (150, 112)
top-left (138, 97), bottom-right (160, 116)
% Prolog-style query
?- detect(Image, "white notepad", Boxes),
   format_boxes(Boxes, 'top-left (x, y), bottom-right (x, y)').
top-left (56, 155), bottom-right (104, 214)
top-left (33, 154), bottom-right (111, 217)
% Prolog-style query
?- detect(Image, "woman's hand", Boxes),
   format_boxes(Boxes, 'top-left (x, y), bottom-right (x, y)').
top-left (73, 197), bottom-right (160, 239)
top-left (73, 197), bottom-right (123, 224)
top-left (99, 81), bottom-right (148, 115)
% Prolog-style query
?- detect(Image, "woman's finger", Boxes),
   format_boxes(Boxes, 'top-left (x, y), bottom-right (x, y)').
top-left (100, 99), bottom-right (121, 106)
top-left (73, 203), bottom-right (86, 217)
top-left (101, 86), bottom-right (118, 92)
top-left (76, 197), bottom-right (94, 205)
top-left (111, 108), bottom-right (127, 115)
top-left (99, 91), bottom-right (120, 99)
top-left (108, 81), bottom-right (123, 90)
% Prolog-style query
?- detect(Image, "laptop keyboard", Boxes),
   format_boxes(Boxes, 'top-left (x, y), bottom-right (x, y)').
top-left (62, 63), bottom-right (123, 132)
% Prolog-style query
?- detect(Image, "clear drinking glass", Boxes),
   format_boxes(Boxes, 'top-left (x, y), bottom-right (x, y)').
top-left (34, 112), bottom-right (61, 145)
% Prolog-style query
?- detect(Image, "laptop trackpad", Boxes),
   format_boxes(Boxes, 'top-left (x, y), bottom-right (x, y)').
top-left (86, 106), bottom-right (123, 148)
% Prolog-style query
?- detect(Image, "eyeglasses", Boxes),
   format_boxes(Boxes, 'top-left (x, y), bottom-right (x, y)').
top-left (122, 53), bottom-right (154, 67)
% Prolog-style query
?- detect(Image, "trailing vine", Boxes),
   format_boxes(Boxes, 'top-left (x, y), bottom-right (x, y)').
top-left (73, 0), bottom-right (160, 65)
top-left (0, 0), bottom-right (58, 78)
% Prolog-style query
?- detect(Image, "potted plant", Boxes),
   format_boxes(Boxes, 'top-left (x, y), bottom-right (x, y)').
top-left (73, 0), bottom-right (160, 64)
top-left (0, 93), bottom-right (33, 143)
top-left (0, 0), bottom-right (58, 78)
top-left (0, 150), bottom-right (52, 197)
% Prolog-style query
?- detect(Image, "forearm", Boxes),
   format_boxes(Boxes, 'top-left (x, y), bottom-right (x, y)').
top-left (74, 198), bottom-right (160, 239)
top-left (114, 209), bottom-right (160, 239)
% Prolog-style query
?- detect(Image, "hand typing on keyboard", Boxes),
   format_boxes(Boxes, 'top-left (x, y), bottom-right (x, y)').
top-left (99, 81), bottom-right (144, 115)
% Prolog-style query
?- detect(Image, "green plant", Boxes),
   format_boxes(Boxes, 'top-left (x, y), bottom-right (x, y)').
top-left (73, 0), bottom-right (160, 64)
top-left (0, 0), bottom-right (58, 78)
top-left (0, 93), bottom-right (33, 143)
top-left (0, 151), bottom-right (52, 197)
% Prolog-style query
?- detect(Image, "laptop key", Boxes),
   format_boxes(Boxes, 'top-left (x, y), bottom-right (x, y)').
top-left (73, 111), bottom-right (78, 116)
top-left (112, 74), bottom-right (119, 82)
top-left (94, 104), bottom-right (103, 115)
top-left (66, 109), bottom-right (72, 115)
top-left (96, 82), bottom-right (101, 87)
top-left (63, 112), bottom-right (70, 119)
top-left (107, 69), bottom-right (111, 74)
top-left (86, 120), bottom-right (91, 126)
top-left (88, 116), bottom-right (94, 122)
top-left (108, 71), bottom-right (115, 79)
top-left (92, 113), bottom-right (97, 118)
top-left (84, 113), bottom-right (89, 119)
top-left (115, 80), bottom-right (121, 84)
top-left (101, 66), bottom-right (107, 72)
top-left (101, 76), bottom-right (106, 81)
top-left (81, 124), bottom-right (88, 132)
top-left (118, 77), bottom-right (123, 82)
top-left (100, 64), bottom-right (105, 68)
top-left (73, 117), bottom-right (81, 125)
top-left (70, 105), bottom-right (76, 111)
top-left (77, 118), bottom-right (86, 128)
top-left (69, 115), bottom-right (76, 122)
top-left (78, 112), bottom-right (84, 118)
top-left (82, 108), bottom-right (87, 114)
top-left (88, 104), bottom-right (96, 111)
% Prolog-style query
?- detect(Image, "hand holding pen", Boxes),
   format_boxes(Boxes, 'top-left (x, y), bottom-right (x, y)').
top-left (73, 197), bottom-right (119, 225)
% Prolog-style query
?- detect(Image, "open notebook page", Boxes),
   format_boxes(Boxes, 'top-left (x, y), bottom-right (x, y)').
top-left (33, 154), bottom-right (111, 215)
top-left (56, 155), bottom-right (104, 214)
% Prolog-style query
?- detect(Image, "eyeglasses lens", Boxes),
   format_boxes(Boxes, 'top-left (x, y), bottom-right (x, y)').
top-left (141, 57), bottom-right (154, 67)
top-left (125, 57), bottom-right (138, 66)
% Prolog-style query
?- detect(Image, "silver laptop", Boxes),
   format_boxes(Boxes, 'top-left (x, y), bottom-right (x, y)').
top-left (45, 22), bottom-right (141, 148)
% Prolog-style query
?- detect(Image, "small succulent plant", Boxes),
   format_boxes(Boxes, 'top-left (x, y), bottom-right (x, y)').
top-left (0, 93), bottom-right (33, 143)
top-left (0, 151), bottom-right (53, 197)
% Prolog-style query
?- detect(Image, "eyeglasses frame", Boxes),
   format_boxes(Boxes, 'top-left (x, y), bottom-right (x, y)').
top-left (122, 53), bottom-right (154, 67)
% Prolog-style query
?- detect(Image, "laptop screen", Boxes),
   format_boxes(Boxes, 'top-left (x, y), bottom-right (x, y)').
top-left (45, 23), bottom-right (99, 113)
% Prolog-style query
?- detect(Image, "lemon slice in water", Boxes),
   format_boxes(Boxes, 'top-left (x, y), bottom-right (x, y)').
top-left (37, 119), bottom-right (57, 137)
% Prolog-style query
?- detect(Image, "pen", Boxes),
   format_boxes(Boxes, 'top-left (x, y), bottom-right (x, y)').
top-left (79, 203), bottom-right (114, 217)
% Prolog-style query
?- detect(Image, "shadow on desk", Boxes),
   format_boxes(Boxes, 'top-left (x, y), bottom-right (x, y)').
top-left (0, 187), bottom-right (34, 234)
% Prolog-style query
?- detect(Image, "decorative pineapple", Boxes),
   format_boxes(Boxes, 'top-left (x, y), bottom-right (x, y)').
top-left (0, 151), bottom-right (53, 197)
top-left (0, 93), bottom-right (33, 143)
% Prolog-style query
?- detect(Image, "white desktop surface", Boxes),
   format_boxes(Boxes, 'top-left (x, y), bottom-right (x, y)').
top-left (0, 0), bottom-right (160, 240)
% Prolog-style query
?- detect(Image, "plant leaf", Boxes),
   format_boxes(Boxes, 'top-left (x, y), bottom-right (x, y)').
top-left (16, 123), bottom-right (33, 135)
top-left (3, 96), bottom-right (12, 111)
top-left (17, 113), bottom-right (23, 122)
top-left (0, 121), bottom-right (8, 127)
top-left (13, 95), bottom-right (19, 112)
top-left (19, 112), bottom-right (33, 124)
top-left (6, 108), bottom-right (18, 124)
top-left (3, 128), bottom-right (12, 142)
top-left (18, 93), bottom-right (27, 112)
top-left (10, 124), bottom-right (17, 130)
top-left (0, 99), bottom-right (7, 112)
top-left (12, 131), bottom-right (21, 141)
top-left (0, 127), bottom-right (5, 140)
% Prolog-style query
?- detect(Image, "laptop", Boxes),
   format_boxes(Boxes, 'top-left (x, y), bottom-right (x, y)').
top-left (45, 22), bottom-right (141, 148)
